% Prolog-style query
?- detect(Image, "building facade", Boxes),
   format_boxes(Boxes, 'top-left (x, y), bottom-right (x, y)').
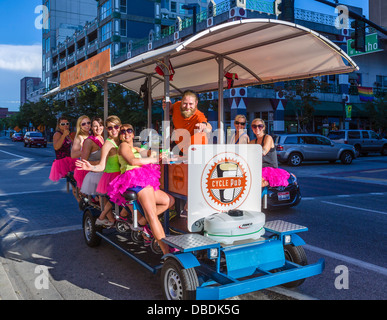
top-left (29, 0), bottom-right (386, 136)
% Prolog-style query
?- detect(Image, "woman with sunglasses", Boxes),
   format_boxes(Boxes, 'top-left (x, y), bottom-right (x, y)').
top-left (250, 118), bottom-right (289, 187)
top-left (79, 117), bottom-right (105, 197)
top-left (72, 115), bottom-right (91, 189)
top-left (76, 115), bottom-right (126, 227)
top-left (107, 124), bottom-right (175, 255)
top-left (49, 117), bottom-right (76, 181)
top-left (230, 114), bottom-right (250, 144)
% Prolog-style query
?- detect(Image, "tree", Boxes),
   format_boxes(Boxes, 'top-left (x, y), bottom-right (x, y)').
top-left (365, 91), bottom-right (387, 133)
top-left (284, 79), bottom-right (320, 132)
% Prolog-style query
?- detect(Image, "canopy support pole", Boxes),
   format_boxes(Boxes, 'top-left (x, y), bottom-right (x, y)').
top-left (103, 79), bottom-right (109, 139)
top-left (163, 56), bottom-right (171, 150)
top-left (217, 55), bottom-right (224, 144)
top-left (147, 74), bottom-right (152, 129)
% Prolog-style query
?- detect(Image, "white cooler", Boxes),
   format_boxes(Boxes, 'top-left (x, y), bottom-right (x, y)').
top-left (204, 209), bottom-right (266, 245)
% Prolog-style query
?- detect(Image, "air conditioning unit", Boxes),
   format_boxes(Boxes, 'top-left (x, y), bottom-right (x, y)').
top-left (207, 17), bottom-right (213, 28)
top-left (229, 7), bottom-right (246, 19)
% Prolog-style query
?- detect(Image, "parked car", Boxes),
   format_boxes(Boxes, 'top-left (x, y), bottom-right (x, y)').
top-left (327, 130), bottom-right (387, 156)
top-left (24, 131), bottom-right (47, 148)
top-left (274, 133), bottom-right (356, 166)
top-left (263, 173), bottom-right (301, 211)
top-left (11, 132), bottom-right (23, 142)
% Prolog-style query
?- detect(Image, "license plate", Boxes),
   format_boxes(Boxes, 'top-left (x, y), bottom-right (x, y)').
top-left (278, 192), bottom-right (290, 201)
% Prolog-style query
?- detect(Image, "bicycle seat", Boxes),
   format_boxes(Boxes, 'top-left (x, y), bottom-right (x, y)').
top-left (123, 190), bottom-right (137, 201)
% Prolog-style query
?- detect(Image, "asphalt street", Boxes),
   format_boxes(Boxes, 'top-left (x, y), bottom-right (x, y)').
top-left (0, 135), bottom-right (386, 301)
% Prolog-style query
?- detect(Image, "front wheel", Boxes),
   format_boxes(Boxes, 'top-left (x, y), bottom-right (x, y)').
top-left (282, 245), bottom-right (307, 288)
top-left (340, 151), bottom-right (353, 164)
top-left (83, 210), bottom-right (102, 247)
top-left (161, 258), bottom-right (199, 300)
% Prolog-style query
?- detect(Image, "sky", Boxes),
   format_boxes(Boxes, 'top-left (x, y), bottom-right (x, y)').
top-left (0, 0), bottom-right (369, 112)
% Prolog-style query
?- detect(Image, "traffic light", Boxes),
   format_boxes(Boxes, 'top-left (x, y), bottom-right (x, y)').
top-left (350, 20), bottom-right (366, 52)
top-left (274, 0), bottom-right (294, 23)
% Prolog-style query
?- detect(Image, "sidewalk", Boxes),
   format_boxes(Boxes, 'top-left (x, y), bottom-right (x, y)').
top-left (0, 258), bottom-right (19, 300)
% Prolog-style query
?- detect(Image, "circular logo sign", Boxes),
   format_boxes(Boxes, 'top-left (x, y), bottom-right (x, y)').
top-left (201, 152), bottom-right (251, 212)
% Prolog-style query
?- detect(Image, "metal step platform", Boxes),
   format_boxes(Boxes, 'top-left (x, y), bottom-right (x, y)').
top-left (264, 220), bottom-right (308, 235)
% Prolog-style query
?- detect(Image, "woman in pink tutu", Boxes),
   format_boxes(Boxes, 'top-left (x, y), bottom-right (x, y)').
top-left (72, 115), bottom-right (91, 191)
top-left (107, 123), bottom-right (175, 255)
top-left (76, 115), bottom-right (126, 227)
top-left (49, 117), bottom-right (76, 181)
top-left (249, 118), bottom-right (290, 187)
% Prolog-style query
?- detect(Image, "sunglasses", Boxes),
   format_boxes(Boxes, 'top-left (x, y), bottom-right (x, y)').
top-left (235, 121), bottom-right (246, 126)
top-left (81, 121), bottom-right (91, 126)
top-left (107, 125), bottom-right (120, 131)
top-left (60, 122), bottom-right (69, 126)
top-left (120, 128), bottom-right (134, 135)
top-left (252, 124), bottom-right (264, 129)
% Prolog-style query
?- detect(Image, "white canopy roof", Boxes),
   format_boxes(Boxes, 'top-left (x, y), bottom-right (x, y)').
top-left (105, 19), bottom-right (358, 99)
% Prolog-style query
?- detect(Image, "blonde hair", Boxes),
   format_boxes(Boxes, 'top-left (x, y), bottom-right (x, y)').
top-left (234, 114), bottom-right (247, 123)
top-left (105, 115), bottom-right (121, 127)
top-left (75, 115), bottom-right (90, 139)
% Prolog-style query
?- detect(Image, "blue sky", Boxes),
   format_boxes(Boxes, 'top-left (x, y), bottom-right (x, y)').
top-left (0, 0), bottom-right (369, 112)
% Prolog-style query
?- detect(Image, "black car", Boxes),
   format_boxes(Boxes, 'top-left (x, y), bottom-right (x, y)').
top-left (262, 173), bottom-right (301, 210)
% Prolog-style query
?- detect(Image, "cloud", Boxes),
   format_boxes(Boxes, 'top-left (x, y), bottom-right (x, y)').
top-left (0, 44), bottom-right (41, 73)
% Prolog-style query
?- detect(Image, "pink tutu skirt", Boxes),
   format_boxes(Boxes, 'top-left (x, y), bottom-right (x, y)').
top-left (107, 164), bottom-right (161, 206)
top-left (49, 157), bottom-right (77, 182)
top-left (74, 168), bottom-right (89, 189)
top-left (96, 171), bottom-right (120, 195)
top-left (262, 167), bottom-right (290, 187)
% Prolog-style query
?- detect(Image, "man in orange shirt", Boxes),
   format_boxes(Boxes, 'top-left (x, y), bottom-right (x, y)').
top-left (167, 90), bottom-right (212, 155)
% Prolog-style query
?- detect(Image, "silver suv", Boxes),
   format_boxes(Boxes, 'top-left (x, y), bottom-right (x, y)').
top-left (274, 133), bottom-right (356, 166)
top-left (327, 130), bottom-right (387, 157)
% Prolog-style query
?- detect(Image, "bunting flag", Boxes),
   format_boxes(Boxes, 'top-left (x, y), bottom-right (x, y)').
top-left (358, 86), bottom-right (374, 102)
top-left (224, 72), bottom-right (238, 89)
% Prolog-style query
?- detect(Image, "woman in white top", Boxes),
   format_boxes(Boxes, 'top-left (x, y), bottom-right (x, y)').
top-left (230, 114), bottom-right (250, 144)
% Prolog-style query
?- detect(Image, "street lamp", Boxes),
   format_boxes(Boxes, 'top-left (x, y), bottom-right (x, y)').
top-left (182, 4), bottom-right (197, 35)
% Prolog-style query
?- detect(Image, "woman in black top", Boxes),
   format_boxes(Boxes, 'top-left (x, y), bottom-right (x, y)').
top-left (249, 118), bottom-right (278, 168)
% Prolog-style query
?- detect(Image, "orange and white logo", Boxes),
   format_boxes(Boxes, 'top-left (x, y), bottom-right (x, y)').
top-left (201, 153), bottom-right (251, 211)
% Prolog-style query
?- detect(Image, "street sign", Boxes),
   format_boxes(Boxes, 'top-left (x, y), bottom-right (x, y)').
top-left (347, 33), bottom-right (383, 57)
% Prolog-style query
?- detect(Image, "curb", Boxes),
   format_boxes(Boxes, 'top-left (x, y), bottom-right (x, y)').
top-left (0, 259), bottom-right (19, 300)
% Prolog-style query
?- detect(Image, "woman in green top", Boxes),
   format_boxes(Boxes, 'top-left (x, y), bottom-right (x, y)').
top-left (107, 124), bottom-right (175, 255)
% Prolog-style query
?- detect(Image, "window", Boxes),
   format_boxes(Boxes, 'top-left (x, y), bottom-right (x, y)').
top-left (362, 131), bottom-right (369, 139)
top-left (328, 131), bottom-right (344, 139)
top-left (120, 20), bottom-right (126, 37)
top-left (101, 22), bottom-right (112, 42)
top-left (100, 0), bottom-right (112, 20)
top-left (369, 131), bottom-right (379, 139)
top-left (316, 136), bottom-right (331, 145)
top-left (376, 75), bottom-right (387, 88)
top-left (171, 1), bottom-right (176, 13)
top-left (161, 0), bottom-right (170, 10)
top-left (348, 131), bottom-right (360, 139)
top-left (284, 136), bottom-right (298, 144)
top-left (120, 0), bottom-right (126, 13)
top-left (302, 136), bottom-right (318, 144)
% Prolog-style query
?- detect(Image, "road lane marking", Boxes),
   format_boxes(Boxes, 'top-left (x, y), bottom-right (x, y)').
top-left (304, 244), bottom-right (387, 277)
top-left (362, 168), bottom-right (387, 173)
top-left (0, 149), bottom-right (28, 159)
top-left (344, 176), bottom-right (387, 183)
top-left (321, 200), bottom-right (387, 216)
top-left (1, 225), bottom-right (82, 243)
top-left (0, 189), bottom-right (66, 197)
